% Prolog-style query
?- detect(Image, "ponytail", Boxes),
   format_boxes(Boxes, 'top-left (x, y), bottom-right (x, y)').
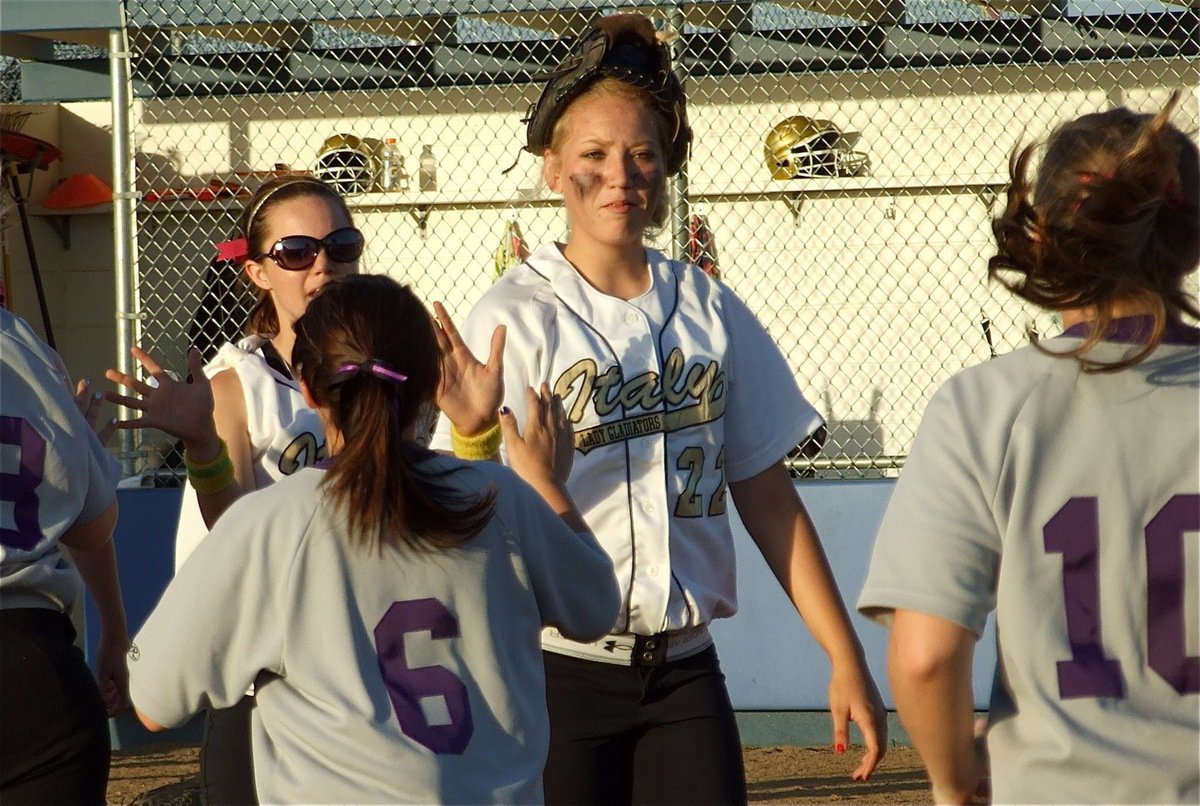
top-left (292, 275), bottom-right (495, 551)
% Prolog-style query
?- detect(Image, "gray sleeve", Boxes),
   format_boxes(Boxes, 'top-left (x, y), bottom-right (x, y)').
top-left (857, 380), bottom-right (999, 637)
top-left (78, 419), bottom-right (121, 524)
top-left (501, 473), bottom-right (620, 641)
top-left (129, 493), bottom-right (294, 727)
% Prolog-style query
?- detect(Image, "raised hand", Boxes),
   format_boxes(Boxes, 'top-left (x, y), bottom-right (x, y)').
top-left (432, 301), bottom-right (506, 436)
top-left (74, 378), bottom-right (117, 445)
top-left (498, 384), bottom-right (587, 532)
top-left (500, 383), bottom-right (574, 487)
top-left (104, 347), bottom-right (216, 447)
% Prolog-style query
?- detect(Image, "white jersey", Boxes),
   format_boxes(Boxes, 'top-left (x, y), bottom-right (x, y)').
top-left (129, 457), bottom-right (619, 805)
top-left (174, 335), bottom-right (325, 571)
top-left (433, 244), bottom-right (821, 644)
top-left (0, 310), bottom-right (121, 612)
top-left (858, 317), bottom-right (1200, 805)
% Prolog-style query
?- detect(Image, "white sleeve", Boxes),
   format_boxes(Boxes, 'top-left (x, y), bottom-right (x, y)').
top-left (128, 492), bottom-right (294, 727)
top-left (857, 380), bottom-right (999, 636)
top-left (720, 287), bottom-right (824, 482)
top-left (431, 286), bottom-right (551, 460)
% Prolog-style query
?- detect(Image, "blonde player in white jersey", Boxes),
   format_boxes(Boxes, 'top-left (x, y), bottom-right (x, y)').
top-left (432, 13), bottom-right (886, 802)
top-left (1, 309), bottom-right (128, 803)
top-left (127, 274), bottom-right (620, 804)
top-left (106, 174), bottom-right (361, 804)
top-left (858, 93), bottom-right (1199, 805)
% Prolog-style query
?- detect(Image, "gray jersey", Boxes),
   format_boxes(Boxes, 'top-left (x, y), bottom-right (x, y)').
top-left (0, 310), bottom-right (121, 612)
top-left (130, 456), bottom-right (619, 805)
top-left (859, 318), bottom-right (1200, 805)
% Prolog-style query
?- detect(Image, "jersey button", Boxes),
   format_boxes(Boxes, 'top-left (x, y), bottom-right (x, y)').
top-left (623, 311), bottom-right (639, 325)
top-left (649, 565), bottom-right (660, 577)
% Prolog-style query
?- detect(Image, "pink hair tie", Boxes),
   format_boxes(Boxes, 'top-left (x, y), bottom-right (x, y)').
top-left (215, 238), bottom-right (249, 262)
top-left (330, 360), bottom-right (408, 388)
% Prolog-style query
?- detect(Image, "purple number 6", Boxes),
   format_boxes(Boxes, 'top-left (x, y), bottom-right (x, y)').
top-left (1044, 494), bottom-right (1199, 699)
top-left (374, 598), bottom-right (474, 755)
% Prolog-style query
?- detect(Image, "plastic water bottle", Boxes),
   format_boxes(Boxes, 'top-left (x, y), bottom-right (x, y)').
top-left (379, 137), bottom-right (398, 191)
top-left (419, 144), bottom-right (437, 192)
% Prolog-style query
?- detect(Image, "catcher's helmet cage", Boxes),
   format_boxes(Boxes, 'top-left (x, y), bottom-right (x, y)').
top-left (523, 14), bottom-right (692, 176)
top-left (314, 133), bottom-right (375, 195)
top-left (765, 116), bottom-right (870, 180)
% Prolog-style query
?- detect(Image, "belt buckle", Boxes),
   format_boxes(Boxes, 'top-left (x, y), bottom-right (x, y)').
top-left (633, 633), bottom-right (668, 667)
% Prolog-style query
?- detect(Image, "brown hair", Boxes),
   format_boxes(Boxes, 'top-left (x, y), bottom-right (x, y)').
top-left (292, 275), bottom-right (495, 551)
top-left (549, 77), bottom-right (672, 228)
top-left (242, 176), bottom-right (355, 337)
top-left (989, 91), bottom-right (1200, 371)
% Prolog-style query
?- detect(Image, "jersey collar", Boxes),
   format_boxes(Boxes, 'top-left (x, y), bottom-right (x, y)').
top-left (1060, 314), bottom-right (1200, 345)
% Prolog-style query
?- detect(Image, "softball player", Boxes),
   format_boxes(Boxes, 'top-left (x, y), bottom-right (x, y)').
top-left (858, 95), bottom-right (1200, 805)
top-left (127, 275), bottom-right (620, 804)
top-left (107, 174), bottom-right (361, 805)
top-left (1, 309), bottom-right (127, 803)
top-left (432, 14), bottom-right (886, 802)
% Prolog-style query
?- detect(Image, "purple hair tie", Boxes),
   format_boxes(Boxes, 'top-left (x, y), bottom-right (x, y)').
top-left (329, 359), bottom-right (408, 388)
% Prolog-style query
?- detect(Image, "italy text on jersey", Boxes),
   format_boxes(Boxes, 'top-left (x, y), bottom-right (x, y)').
top-left (554, 348), bottom-right (726, 454)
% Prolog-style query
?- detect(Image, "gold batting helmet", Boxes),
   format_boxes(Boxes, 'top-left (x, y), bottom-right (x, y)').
top-left (765, 116), bottom-right (869, 180)
top-left (314, 133), bottom-right (375, 195)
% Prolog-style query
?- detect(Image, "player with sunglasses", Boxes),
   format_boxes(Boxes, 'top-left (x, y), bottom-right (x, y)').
top-left (106, 174), bottom-right (362, 805)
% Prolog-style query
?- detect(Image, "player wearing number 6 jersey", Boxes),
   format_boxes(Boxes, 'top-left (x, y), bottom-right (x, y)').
top-left (127, 275), bottom-right (619, 804)
top-left (858, 93), bottom-right (1200, 805)
top-left (434, 14), bottom-right (886, 802)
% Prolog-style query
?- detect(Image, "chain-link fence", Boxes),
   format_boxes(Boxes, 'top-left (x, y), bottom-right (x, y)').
top-left (119, 0), bottom-right (1197, 479)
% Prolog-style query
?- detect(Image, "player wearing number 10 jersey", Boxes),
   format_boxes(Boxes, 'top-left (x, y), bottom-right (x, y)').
top-left (858, 95), bottom-right (1199, 805)
top-left (128, 276), bottom-right (619, 804)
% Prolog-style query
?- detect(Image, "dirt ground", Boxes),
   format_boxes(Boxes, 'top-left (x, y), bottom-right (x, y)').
top-left (107, 743), bottom-right (931, 804)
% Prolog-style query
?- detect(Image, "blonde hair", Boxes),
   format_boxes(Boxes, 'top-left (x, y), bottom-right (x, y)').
top-left (548, 77), bottom-right (672, 228)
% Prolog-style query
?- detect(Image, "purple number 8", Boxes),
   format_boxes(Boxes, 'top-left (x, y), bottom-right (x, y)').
top-left (0, 415), bottom-right (46, 551)
top-left (374, 598), bottom-right (474, 755)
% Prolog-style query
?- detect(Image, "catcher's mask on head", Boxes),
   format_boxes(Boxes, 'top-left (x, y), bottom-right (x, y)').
top-left (523, 14), bottom-right (692, 176)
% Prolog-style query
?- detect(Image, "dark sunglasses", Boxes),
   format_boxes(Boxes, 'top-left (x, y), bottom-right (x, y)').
top-left (254, 227), bottom-right (365, 271)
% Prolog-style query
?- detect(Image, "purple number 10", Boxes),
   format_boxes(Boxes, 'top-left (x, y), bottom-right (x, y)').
top-left (1044, 494), bottom-right (1199, 699)
top-left (374, 598), bottom-right (474, 754)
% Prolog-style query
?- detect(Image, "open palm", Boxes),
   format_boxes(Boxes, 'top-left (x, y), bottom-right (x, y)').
top-left (432, 301), bottom-right (506, 436)
top-left (104, 346), bottom-right (215, 444)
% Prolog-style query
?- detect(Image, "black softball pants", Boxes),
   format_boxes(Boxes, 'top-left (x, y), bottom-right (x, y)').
top-left (542, 645), bottom-right (747, 805)
top-left (200, 696), bottom-right (258, 805)
top-left (0, 608), bottom-right (111, 805)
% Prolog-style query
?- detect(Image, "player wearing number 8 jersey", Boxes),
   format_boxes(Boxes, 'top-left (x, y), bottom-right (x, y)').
top-left (127, 275), bottom-right (619, 804)
top-left (1, 309), bottom-right (128, 803)
top-left (858, 93), bottom-right (1199, 805)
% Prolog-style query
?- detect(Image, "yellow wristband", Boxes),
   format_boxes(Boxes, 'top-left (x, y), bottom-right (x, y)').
top-left (450, 421), bottom-right (502, 460)
top-left (184, 439), bottom-right (235, 495)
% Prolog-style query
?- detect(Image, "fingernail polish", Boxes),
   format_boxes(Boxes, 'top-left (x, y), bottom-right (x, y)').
top-left (93, 391), bottom-right (103, 401)
top-left (499, 406), bottom-right (510, 415)
top-left (835, 743), bottom-right (845, 754)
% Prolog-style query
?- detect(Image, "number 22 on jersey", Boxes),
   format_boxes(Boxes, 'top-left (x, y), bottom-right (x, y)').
top-left (1043, 494), bottom-right (1199, 699)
